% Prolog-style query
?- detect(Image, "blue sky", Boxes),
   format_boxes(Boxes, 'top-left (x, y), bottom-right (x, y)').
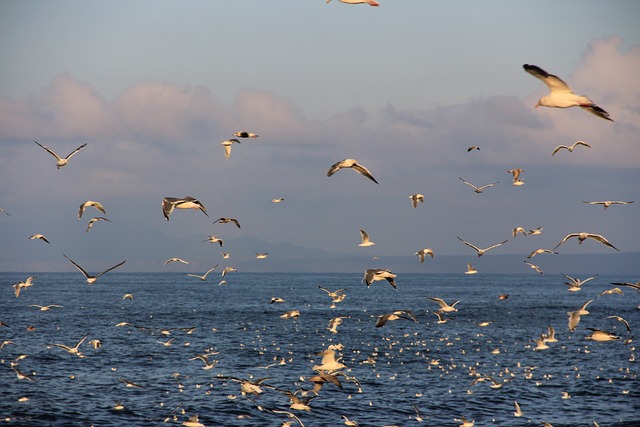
top-left (1, 1), bottom-right (639, 272)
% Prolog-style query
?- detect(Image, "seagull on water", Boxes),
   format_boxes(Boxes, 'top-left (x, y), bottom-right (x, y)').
top-left (362, 268), bottom-right (396, 289)
top-left (457, 236), bottom-right (508, 257)
top-left (582, 200), bottom-right (634, 210)
top-left (358, 229), bottom-right (375, 247)
top-left (78, 201), bottom-right (106, 219)
top-left (409, 193), bottom-right (424, 208)
top-left (553, 232), bottom-right (619, 251)
top-left (63, 254), bottom-right (126, 284)
top-left (459, 177), bottom-right (499, 193)
top-left (523, 64), bottom-right (613, 121)
top-left (326, 0), bottom-right (380, 6)
top-left (326, 159), bottom-right (379, 184)
top-left (465, 262), bottom-right (478, 275)
top-left (552, 140), bottom-right (591, 156)
top-left (85, 216), bottom-right (112, 232)
top-left (162, 196), bottom-right (208, 221)
top-left (185, 265), bottom-right (219, 281)
top-left (415, 248), bottom-right (434, 264)
top-left (29, 234), bottom-right (50, 244)
top-left (34, 141), bottom-right (87, 169)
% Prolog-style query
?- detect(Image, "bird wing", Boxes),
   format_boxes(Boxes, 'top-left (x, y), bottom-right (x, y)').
top-left (484, 240), bottom-right (508, 251)
top-left (428, 297), bottom-right (447, 308)
top-left (202, 264), bottom-right (219, 279)
top-left (162, 198), bottom-right (176, 220)
top-left (477, 181), bottom-right (499, 191)
top-left (359, 229), bottom-right (371, 243)
top-left (326, 160), bottom-right (346, 177)
top-left (230, 218), bottom-right (241, 228)
top-left (573, 141), bottom-right (591, 149)
top-left (586, 234), bottom-right (619, 251)
top-left (95, 260), bottom-right (126, 279)
top-left (65, 143), bottom-right (87, 160)
top-left (553, 233), bottom-right (578, 250)
top-left (523, 64), bottom-right (572, 93)
top-left (351, 162), bottom-right (379, 184)
top-left (457, 236), bottom-right (482, 253)
top-left (34, 141), bottom-right (62, 160)
top-left (63, 254), bottom-right (90, 279)
top-left (459, 177), bottom-right (478, 190)
top-left (551, 145), bottom-right (568, 156)
top-left (581, 104), bottom-right (614, 122)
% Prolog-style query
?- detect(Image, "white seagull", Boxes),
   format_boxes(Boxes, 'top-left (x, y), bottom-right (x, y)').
top-left (78, 201), bottom-right (106, 219)
top-left (457, 236), bottom-right (508, 257)
top-left (63, 254), bottom-right (126, 284)
top-left (233, 131), bottom-right (259, 138)
top-left (164, 257), bottom-right (189, 265)
top-left (34, 140), bottom-right (87, 169)
top-left (562, 273), bottom-right (598, 292)
top-left (29, 234), bottom-right (50, 244)
top-left (459, 177), bottom-right (499, 193)
top-left (523, 259), bottom-right (544, 275)
top-left (213, 217), bottom-right (241, 228)
top-left (415, 248), bottom-right (434, 264)
top-left (527, 248), bottom-right (558, 258)
top-left (553, 232), bottom-right (619, 251)
top-left (552, 140), bottom-right (591, 156)
top-left (185, 265), bottom-right (219, 281)
top-left (85, 216), bottom-right (112, 232)
top-left (428, 297), bottom-right (460, 313)
top-left (409, 193), bottom-right (424, 208)
top-left (326, 159), bottom-right (379, 184)
top-left (464, 262), bottom-right (478, 275)
top-left (221, 138), bottom-right (240, 159)
top-left (523, 64), bottom-right (613, 121)
top-left (162, 196), bottom-right (208, 221)
top-left (582, 200), bottom-right (634, 210)
top-left (362, 268), bottom-right (397, 289)
top-left (358, 229), bottom-right (375, 247)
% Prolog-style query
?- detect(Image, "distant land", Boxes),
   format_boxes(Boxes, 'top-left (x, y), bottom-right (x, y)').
top-left (5, 232), bottom-right (639, 275)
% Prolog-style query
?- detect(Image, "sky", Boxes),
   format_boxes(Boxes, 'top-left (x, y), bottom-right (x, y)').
top-left (1, 1), bottom-right (639, 273)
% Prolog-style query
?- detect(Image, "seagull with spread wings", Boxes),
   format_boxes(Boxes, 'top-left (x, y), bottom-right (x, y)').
top-left (34, 140), bottom-right (87, 169)
top-left (457, 236), bottom-right (508, 257)
top-left (459, 177), bottom-right (499, 193)
top-left (553, 232), bottom-right (619, 251)
top-left (552, 140), bottom-right (591, 156)
top-left (63, 254), bottom-right (126, 284)
top-left (326, 159), bottom-right (379, 184)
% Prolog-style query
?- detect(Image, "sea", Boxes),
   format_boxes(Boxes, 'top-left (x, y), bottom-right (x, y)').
top-left (1, 272), bottom-right (638, 427)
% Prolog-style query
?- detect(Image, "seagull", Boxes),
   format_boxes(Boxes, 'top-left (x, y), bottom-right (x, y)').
top-left (415, 248), bottom-right (434, 264)
top-left (119, 378), bottom-right (144, 389)
top-left (203, 235), bottom-right (224, 246)
top-left (552, 140), bottom-right (591, 156)
top-left (162, 196), bottom-right (208, 221)
top-left (428, 297), bottom-right (459, 313)
top-left (63, 254), bottom-right (126, 284)
top-left (164, 257), bottom-right (189, 265)
top-left (85, 216), bottom-right (112, 232)
top-left (270, 198), bottom-right (285, 203)
top-left (362, 268), bottom-right (397, 289)
top-left (29, 234), bottom-right (50, 244)
top-left (575, 299), bottom-right (595, 315)
top-left (326, 0), bottom-right (380, 6)
top-left (514, 401), bottom-right (523, 417)
top-left (433, 311), bottom-right (449, 324)
top-left (221, 138), bottom-right (240, 159)
top-left (562, 273), bottom-right (598, 292)
top-left (459, 177), bottom-right (499, 193)
top-left (185, 265), bottom-right (219, 281)
top-left (409, 193), bottom-right (424, 208)
top-left (220, 251), bottom-right (231, 259)
top-left (507, 168), bottom-right (524, 185)
top-left (464, 262), bottom-right (478, 275)
top-left (270, 297), bottom-right (285, 304)
top-left (34, 141), bottom-right (87, 169)
top-left (582, 200), bottom-right (634, 210)
top-left (0, 208), bottom-right (11, 216)
top-left (313, 348), bottom-right (345, 371)
top-left (213, 217), bottom-right (241, 228)
top-left (78, 201), bottom-right (106, 219)
top-left (527, 248), bottom-right (558, 258)
top-left (190, 353), bottom-right (219, 370)
top-left (326, 159), bottom-right (379, 184)
top-left (183, 414), bottom-right (205, 427)
top-left (48, 334), bottom-right (89, 358)
top-left (280, 310), bottom-right (300, 319)
top-left (512, 227), bottom-right (527, 237)
top-left (358, 229), bottom-right (375, 247)
top-left (342, 415), bottom-right (359, 426)
top-left (374, 310), bottom-right (417, 327)
top-left (528, 226), bottom-right (543, 235)
top-left (467, 145), bottom-right (480, 152)
top-left (454, 416), bottom-right (475, 427)
top-left (611, 281), bottom-right (640, 291)
top-left (30, 304), bottom-right (63, 311)
top-left (233, 131), bottom-right (259, 138)
top-left (12, 276), bottom-right (36, 298)
top-left (221, 266), bottom-right (237, 277)
top-left (256, 253), bottom-right (269, 259)
top-left (533, 334), bottom-right (549, 351)
top-left (327, 316), bottom-right (350, 333)
top-left (553, 232), bottom-right (619, 251)
top-left (524, 259), bottom-right (544, 274)
top-left (607, 315), bottom-right (631, 333)
top-left (585, 328), bottom-right (620, 342)
top-left (457, 236), bottom-right (508, 257)
top-left (523, 64), bottom-right (614, 121)
top-left (542, 325), bottom-right (558, 343)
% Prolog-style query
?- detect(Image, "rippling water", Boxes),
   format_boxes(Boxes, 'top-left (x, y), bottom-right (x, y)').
top-left (1, 272), bottom-right (639, 426)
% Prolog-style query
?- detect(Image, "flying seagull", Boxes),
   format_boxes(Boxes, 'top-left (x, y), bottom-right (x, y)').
top-left (553, 232), bottom-right (619, 251)
top-left (34, 141), bottom-right (87, 169)
top-left (358, 229), bottom-right (375, 247)
top-left (467, 145), bottom-right (480, 152)
top-left (29, 234), bottom-right (50, 244)
top-left (63, 254), bottom-right (126, 284)
top-left (457, 236), bottom-right (508, 257)
top-left (563, 273), bottom-right (598, 292)
top-left (362, 268), bottom-right (397, 289)
top-left (465, 262), bottom-right (478, 275)
top-left (582, 200), bottom-right (634, 210)
top-left (326, 159), bottom-right (379, 184)
top-left (415, 248), bottom-right (434, 264)
top-left (374, 310), bottom-right (417, 327)
top-left (78, 201), bottom-right (106, 219)
top-left (162, 196), bottom-right (208, 221)
top-left (221, 138), bottom-right (240, 159)
top-left (428, 297), bottom-right (460, 313)
top-left (408, 193), bottom-right (424, 208)
top-left (523, 64), bottom-right (613, 121)
top-left (507, 169), bottom-right (524, 186)
top-left (213, 217), bottom-right (241, 228)
top-left (527, 248), bottom-right (558, 258)
top-left (164, 257), bottom-right (189, 265)
top-left (85, 216), bottom-right (112, 232)
top-left (523, 259), bottom-right (544, 275)
top-left (233, 131), bottom-right (259, 138)
top-left (459, 177), bottom-right (499, 193)
top-left (185, 265), bottom-right (219, 281)
top-left (326, 0), bottom-right (380, 5)
top-left (552, 140), bottom-right (591, 156)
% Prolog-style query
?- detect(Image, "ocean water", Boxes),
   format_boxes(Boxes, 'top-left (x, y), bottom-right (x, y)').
top-left (1, 272), bottom-right (638, 427)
